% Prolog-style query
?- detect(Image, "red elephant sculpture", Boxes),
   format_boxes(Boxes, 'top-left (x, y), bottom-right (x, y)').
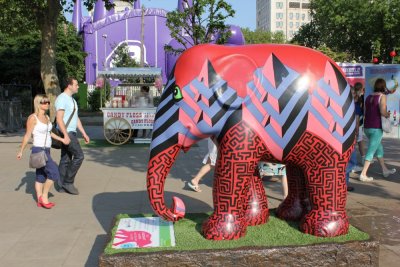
top-left (147, 44), bottom-right (355, 240)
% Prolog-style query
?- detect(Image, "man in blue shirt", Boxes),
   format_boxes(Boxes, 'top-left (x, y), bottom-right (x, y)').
top-left (55, 77), bottom-right (90, 195)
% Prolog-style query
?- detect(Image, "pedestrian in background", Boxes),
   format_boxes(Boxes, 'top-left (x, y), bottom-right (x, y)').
top-left (353, 82), bottom-right (366, 169)
top-left (360, 78), bottom-right (396, 181)
top-left (55, 77), bottom-right (90, 195)
top-left (188, 138), bottom-right (217, 192)
top-left (17, 95), bottom-right (67, 208)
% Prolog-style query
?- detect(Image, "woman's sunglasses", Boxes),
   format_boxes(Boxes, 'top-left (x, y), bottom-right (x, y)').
top-left (40, 100), bottom-right (50, 105)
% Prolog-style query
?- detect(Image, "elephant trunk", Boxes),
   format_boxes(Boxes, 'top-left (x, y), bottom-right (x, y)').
top-left (147, 144), bottom-right (185, 221)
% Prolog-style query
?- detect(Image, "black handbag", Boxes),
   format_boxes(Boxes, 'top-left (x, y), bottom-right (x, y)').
top-left (51, 126), bottom-right (64, 149)
top-left (51, 99), bottom-right (76, 149)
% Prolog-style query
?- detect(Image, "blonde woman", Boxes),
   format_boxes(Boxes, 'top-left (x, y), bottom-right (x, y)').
top-left (16, 95), bottom-right (67, 209)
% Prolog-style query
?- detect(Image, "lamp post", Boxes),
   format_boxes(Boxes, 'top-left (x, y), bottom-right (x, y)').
top-left (371, 44), bottom-right (374, 62)
top-left (101, 34), bottom-right (107, 108)
top-left (102, 34), bottom-right (108, 69)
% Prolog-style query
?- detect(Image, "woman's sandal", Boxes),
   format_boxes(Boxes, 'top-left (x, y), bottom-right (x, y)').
top-left (188, 181), bottom-right (202, 192)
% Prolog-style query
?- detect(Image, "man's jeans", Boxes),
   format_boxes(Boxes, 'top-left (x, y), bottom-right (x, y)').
top-left (59, 132), bottom-right (84, 186)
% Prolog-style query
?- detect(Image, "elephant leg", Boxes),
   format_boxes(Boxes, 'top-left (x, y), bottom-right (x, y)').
top-left (202, 122), bottom-right (268, 240)
top-left (299, 161), bottom-right (349, 237)
top-left (299, 144), bottom-right (351, 237)
top-left (245, 170), bottom-right (269, 226)
top-left (276, 164), bottom-right (310, 221)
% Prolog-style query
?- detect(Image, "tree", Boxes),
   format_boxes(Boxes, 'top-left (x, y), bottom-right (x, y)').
top-left (293, 0), bottom-right (400, 63)
top-left (0, 0), bottom-right (132, 118)
top-left (165, 0), bottom-right (235, 54)
top-left (111, 43), bottom-right (140, 68)
top-left (241, 28), bottom-right (285, 44)
top-left (0, 22), bottom-right (86, 94)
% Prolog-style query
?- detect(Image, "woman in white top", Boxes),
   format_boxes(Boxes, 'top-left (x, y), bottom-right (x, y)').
top-left (17, 95), bottom-right (67, 209)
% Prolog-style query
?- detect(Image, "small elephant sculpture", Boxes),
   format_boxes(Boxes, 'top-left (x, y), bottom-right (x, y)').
top-left (147, 44), bottom-right (355, 240)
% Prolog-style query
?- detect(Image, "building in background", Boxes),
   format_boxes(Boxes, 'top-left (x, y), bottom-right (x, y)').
top-left (72, 0), bottom-right (245, 87)
top-left (256, 0), bottom-right (311, 40)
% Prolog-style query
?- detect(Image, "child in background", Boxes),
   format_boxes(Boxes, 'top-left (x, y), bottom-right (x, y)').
top-left (259, 162), bottom-right (288, 199)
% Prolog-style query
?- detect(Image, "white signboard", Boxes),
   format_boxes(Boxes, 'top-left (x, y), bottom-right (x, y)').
top-left (112, 217), bottom-right (175, 249)
top-left (102, 108), bottom-right (156, 129)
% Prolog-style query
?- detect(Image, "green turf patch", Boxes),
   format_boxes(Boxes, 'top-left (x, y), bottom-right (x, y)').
top-left (104, 211), bottom-right (370, 255)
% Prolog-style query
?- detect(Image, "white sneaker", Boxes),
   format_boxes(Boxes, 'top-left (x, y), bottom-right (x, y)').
top-left (383, 168), bottom-right (396, 178)
top-left (359, 174), bottom-right (374, 182)
top-left (351, 165), bottom-right (363, 173)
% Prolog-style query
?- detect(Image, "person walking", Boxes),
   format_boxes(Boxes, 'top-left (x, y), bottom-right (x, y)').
top-left (359, 78), bottom-right (396, 181)
top-left (55, 77), bottom-right (90, 195)
top-left (188, 138), bottom-right (217, 192)
top-left (16, 95), bottom-right (67, 208)
top-left (259, 162), bottom-right (289, 198)
top-left (352, 82), bottom-right (366, 171)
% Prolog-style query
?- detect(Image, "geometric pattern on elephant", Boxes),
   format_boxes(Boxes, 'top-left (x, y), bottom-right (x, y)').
top-left (285, 131), bottom-right (350, 237)
top-left (147, 144), bottom-right (182, 221)
top-left (202, 121), bottom-right (271, 240)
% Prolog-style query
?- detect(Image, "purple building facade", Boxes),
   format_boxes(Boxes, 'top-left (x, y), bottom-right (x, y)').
top-left (72, 0), bottom-right (245, 85)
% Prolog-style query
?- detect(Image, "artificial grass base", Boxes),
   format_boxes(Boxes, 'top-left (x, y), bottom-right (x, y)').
top-left (100, 211), bottom-right (378, 267)
top-left (104, 210), bottom-right (369, 255)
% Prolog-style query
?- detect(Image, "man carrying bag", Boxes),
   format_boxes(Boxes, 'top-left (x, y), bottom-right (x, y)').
top-left (55, 77), bottom-right (90, 195)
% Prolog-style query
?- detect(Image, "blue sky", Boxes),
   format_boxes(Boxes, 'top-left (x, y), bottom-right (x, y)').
top-left (65, 0), bottom-right (256, 30)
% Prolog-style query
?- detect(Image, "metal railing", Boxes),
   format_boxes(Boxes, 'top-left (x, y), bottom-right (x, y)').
top-left (0, 101), bottom-right (22, 132)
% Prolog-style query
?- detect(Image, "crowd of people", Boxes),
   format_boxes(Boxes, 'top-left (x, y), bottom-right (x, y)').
top-left (345, 80), bottom-right (396, 191)
top-left (16, 77), bottom-right (89, 209)
top-left (16, 77), bottom-right (397, 209)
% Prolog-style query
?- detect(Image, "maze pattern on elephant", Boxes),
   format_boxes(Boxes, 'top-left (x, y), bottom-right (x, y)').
top-left (283, 131), bottom-right (351, 237)
top-left (147, 144), bottom-right (182, 221)
top-left (203, 121), bottom-right (272, 240)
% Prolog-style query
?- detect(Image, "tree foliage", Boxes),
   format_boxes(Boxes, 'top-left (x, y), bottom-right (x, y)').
top-left (111, 43), bottom-right (140, 68)
top-left (0, 22), bottom-right (86, 94)
top-left (0, 0), bottom-right (133, 118)
top-left (241, 28), bottom-right (285, 44)
top-left (293, 0), bottom-right (400, 63)
top-left (165, 0), bottom-right (235, 53)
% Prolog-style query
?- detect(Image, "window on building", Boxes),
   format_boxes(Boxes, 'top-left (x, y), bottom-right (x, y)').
top-left (276, 13), bottom-right (284, 19)
top-left (296, 22), bottom-right (300, 28)
top-left (289, 2), bottom-right (300, 8)
top-left (289, 13), bottom-right (293, 19)
top-left (276, 2), bottom-right (283, 9)
top-left (289, 22), bottom-right (293, 28)
top-left (302, 3), bottom-right (311, 9)
top-left (296, 13), bottom-right (300, 20)
top-left (302, 13), bottom-right (305, 20)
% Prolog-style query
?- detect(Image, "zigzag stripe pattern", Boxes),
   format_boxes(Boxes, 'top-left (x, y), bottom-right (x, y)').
top-left (151, 54), bottom-right (353, 161)
top-left (244, 54), bottom-right (354, 159)
top-left (151, 61), bottom-right (243, 155)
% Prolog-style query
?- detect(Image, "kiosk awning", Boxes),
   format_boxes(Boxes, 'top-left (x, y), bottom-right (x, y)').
top-left (98, 68), bottom-right (161, 79)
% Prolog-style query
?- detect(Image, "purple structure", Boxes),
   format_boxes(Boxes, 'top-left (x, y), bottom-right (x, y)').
top-left (72, 0), bottom-right (245, 85)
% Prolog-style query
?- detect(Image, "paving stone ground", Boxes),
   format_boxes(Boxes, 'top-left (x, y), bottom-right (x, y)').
top-left (0, 122), bottom-right (399, 267)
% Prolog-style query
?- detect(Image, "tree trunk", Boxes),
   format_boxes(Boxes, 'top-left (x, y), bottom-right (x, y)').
top-left (40, 0), bottom-right (61, 120)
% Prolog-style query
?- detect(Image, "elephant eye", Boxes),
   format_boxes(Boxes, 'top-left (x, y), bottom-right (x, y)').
top-left (173, 86), bottom-right (183, 101)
